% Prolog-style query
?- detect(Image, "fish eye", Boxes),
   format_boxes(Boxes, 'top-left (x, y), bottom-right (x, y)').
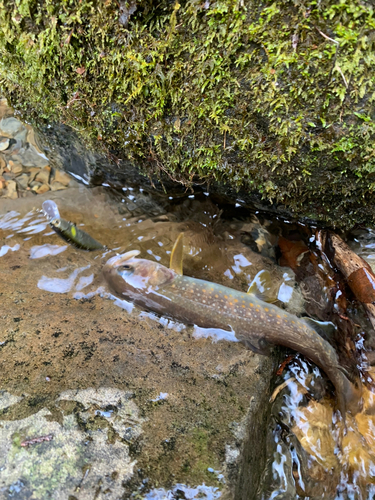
top-left (118, 264), bottom-right (133, 272)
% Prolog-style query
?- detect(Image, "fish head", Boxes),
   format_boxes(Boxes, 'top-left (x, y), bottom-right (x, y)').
top-left (103, 250), bottom-right (176, 299)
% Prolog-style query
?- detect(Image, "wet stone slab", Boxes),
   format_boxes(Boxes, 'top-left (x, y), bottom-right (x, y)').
top-left (0, 187), bottom-right (276, 499)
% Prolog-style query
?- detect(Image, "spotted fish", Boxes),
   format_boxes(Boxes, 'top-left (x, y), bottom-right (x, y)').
top-left (103, 246), bottom-right (362, 417)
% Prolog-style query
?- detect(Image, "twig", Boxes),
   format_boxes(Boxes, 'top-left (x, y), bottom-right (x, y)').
top-left (21, 434), bottom-right (53, 447)
top-left (335, 65), bottom-right (348, 88)
top-left (316, 28), bottom-right (339, 45)
top-left (270, 377), bottom-right (297, 402)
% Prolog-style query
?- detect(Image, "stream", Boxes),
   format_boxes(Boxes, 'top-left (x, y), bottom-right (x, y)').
top-left (1, 110), bottom-right (375, 499)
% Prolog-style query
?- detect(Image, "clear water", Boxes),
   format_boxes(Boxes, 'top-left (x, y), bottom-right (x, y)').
top-left (1, 181), bottom-right (375, 499)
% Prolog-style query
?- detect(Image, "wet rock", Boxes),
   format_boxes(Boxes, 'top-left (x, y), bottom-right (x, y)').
top-left (0, 98), bottom-right (14, 120)
top-left (1, 138), bottom-right (23, 156)
top-left (8, 160), bottom-right (23, 175)
top-left (30, 181), bottom-right (42, 191)
top-left (0, 117), bottom-right (24, 138)
top-left (27, 167), bottom-right (40, 184)
top-left (12, 144), bottom-right (49, 168)
top-left (0, 137), bottom-right (10, 151)
top-left (35, 184), bottom-right (50, 194)
top-left (119, 0), bottom-right (137, 27)
top-left (16, 174), bottom-right (30, 190)
top-left (53, 169), bottom-right (71, 186)
top-left (50, 181), bottom-right (67, 191)
top-left (35, 166), bottom-right (50, 184)
top-left (0, 154), bottom-right (5, 171)
top-left (26, 125), bottom-right (44, 153)
top-left (0, 395), bottom-right (137, 499)
top-left (3, 180), bottom-right (17, 199)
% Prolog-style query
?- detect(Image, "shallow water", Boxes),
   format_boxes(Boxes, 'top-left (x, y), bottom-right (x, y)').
top-left (1, 182), bottom-right (375, 499)
top-left (0, 184), bottom-right (281, 498)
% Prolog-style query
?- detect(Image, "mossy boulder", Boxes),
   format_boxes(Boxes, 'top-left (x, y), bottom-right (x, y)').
top-left (1, 0), bottom-right (375, 227)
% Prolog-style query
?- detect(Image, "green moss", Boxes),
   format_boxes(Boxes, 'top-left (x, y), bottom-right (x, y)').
top-left (1, 0), bottom-right (375, 226)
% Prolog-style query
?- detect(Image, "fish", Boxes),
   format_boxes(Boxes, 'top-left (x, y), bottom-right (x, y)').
top-left (103, 237), bottom-right (362, 418)
top-left (42, 200), bottom-right (105, 251)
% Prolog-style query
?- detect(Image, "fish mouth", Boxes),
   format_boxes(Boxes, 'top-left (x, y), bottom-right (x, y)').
top-left (105, 250), bottom-right (141, 268)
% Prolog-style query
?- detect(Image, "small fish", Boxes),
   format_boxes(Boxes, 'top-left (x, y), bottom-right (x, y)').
top-left (103, 244), bottom-right (362, 417)
top-left (42, 200), bottom-right (105, 251)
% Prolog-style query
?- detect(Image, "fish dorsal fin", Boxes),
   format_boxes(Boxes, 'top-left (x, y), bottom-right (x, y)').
top-left (170, 233), bottom-right (184, 275)
top-left (302, 318), bottom-right (336, 340)
top-left (247, 270), bottom-right (277, 303)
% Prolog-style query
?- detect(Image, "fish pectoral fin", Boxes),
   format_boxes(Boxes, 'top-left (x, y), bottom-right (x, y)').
top-left (242, 337), bottom-right (273, 356)
top-left (247, 270), bottom-right (278, 303)
top-left (170, 232), bottom-right (184, 275)
top-left (114, 250), bottom-right (141, 265)
top-left (302, 318), bottom-right (336, 340)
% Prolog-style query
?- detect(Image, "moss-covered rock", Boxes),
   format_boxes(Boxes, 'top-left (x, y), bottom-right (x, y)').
top-left (1, 0), bottom-right (375, 227)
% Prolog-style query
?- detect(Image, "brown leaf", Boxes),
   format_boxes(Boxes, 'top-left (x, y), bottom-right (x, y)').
top-left (278, 236), bottom-right (309, 272)
top-left (76, 67), bottom-right (86, 75)
top-left (65, 29), bottom-right (74, 45)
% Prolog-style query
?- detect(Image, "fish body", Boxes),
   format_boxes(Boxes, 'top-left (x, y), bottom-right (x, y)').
top-left (42, 200), bottom-right (104, 251)
top-left (103, 252), bottom-right (361, 416)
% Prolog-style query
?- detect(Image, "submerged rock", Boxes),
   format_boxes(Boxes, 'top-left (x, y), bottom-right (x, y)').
top-left (0, 390), bottom-right (139, 499)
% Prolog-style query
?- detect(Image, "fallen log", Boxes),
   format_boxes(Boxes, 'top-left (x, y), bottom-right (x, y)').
top-left (320, 231), bottom-right (375, 331)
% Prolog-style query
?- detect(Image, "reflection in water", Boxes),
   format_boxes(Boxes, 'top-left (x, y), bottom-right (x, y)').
top-left (29, 244), bottom-right (67, 259)
top-left (75, 273), bottom-right (94, 291)
top-left (0, 243), bottom-right (20, 256)
top-left (37, 265), bottom-right (91, 293)
top-left (144, 484), bottom-right (221, 500)
top-left (193, 326), bottom-right (239, 343)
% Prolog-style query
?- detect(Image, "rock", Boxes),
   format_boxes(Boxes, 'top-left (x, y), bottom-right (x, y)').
top-left (50, 181), bottom-right (67, 191)
top-left (3, 180), bottom-right (17, 199)
top-left (8, 160), bottom-right (23, 175)
top-left (35, 166), bottom-right (50, 184)
top-left (3, 172), bottom-right (15, 181)
top-left (30, 181), bottom-right (42, 190)
top-left (26, 125), bottom-right (44, 153)
top-left (53, 169), bottom-right (71, 186)
top-left (0, 117), bottom-right (25, 138)
top-left (16, 173), bottom-right (30, 190)
top-left (1, 139), bottom-right (23, 156)
top-left (27, 167), bottom-right (40, 184)
top-left (0, 98), bottom-right (14, 120)
top-left (0, 154), bottom-right (5, 171)
top-left (0, 137), bottom-right (10, 151)
top-left (12, 143), bottom-right (49, 168)
top-left (35, 183), bottom-right (50, 194)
